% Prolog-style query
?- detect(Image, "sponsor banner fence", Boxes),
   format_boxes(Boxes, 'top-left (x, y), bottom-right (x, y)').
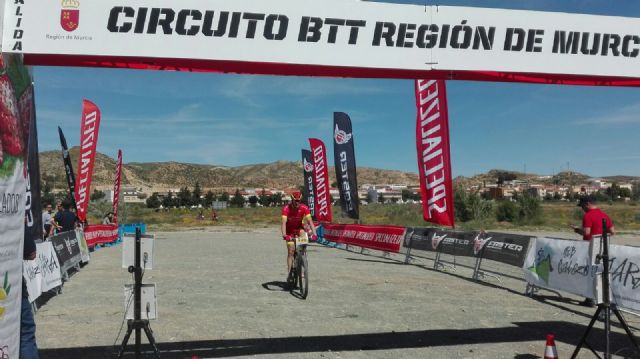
top-left (609, 244), bottom-right (640, 312)
top-left (404, 227), bottom-right (474, 257)
top-left (49, 230), bottom-right (82, 274)
top-left (84, 224), bottom-right (119, 248)
top-left (323, 223), bottom-right (406, 253)
top-left (404, 227), bottom-right (532, 267)
top-left (474, 232), bottom-right (532, 268)
top-left (522, 237), bottom-right (597, 300)
top-left (76, 228), bottom-right (90, 263)
top-left (23, 241), bottom-right (62, 303)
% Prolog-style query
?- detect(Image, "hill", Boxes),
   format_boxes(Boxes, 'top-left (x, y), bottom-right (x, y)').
top-left (39, 148), bottom-right (420, 192)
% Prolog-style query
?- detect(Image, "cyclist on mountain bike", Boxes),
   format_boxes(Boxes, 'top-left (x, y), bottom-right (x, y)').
top-left (281, 191), bottom-right (317, 276)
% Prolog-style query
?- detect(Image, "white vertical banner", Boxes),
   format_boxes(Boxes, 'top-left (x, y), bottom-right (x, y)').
top-left (522, 237), bottom-right (598, 300)
top-left (0, 161), bottom-right (26, 359)
top-left (609, 244), bottom-right (640, 312)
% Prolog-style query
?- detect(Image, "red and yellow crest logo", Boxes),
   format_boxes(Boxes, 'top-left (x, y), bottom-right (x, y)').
top-left (60, 0), bottom-right (80, 32)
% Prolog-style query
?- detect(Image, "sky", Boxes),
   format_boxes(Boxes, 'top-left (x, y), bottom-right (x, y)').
top-left (33, 0), bottom-right (640, 178)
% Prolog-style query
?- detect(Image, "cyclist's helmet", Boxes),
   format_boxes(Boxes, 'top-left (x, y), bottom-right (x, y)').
top-left (291, 191), bottom-right (302, 201)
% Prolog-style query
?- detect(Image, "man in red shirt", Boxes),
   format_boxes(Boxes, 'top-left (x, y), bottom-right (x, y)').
top-left (571, 195), bottom-right (614, 307)
top-left (572, 196), bottom-right (615, 241)
top-left (281, 191), bottom-right (316, 277)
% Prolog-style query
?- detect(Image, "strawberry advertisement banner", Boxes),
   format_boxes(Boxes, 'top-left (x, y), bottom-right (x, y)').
top-left (112, 149), bottom-right (122, 223)
top-left (323, 223), bottom-right (406, 253)
top-left (414, 79), bottom-right (454, 227)
top-left (75, 99), bottom-right (101, 223)
top-left (309, 138), bottom-right (331, 223)
top-left (0, 54), bottom-right (29, 359)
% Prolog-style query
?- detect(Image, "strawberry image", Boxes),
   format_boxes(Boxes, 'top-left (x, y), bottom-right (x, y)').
top-left (0, 73), bottom-right (23, 156)
top-left (0, 136), bottom-right (3, 166)
top-left (18, 87), bottom-right (33, 147)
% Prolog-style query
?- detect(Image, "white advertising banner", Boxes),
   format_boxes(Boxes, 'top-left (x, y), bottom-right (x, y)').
top-left (0, 162), bottom-right (25, 359)
top-left (523, 237), bottom-right (597, 300)
top-left (4, 0), bottom-right (640, 81)
top-left (609, 244), bottom-right (640, 312)
top-left (23, 241), bottom-right (63, 303)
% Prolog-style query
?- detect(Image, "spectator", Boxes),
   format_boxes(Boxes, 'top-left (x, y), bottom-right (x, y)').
top-left (211, 209), bottom-right (219, 221)
top-left (53, 199), bottom-right (76, 232)
top-left (21, 218), bottom-right (39, 358)
top-left (41, 203), bottom-right (54, 240)
top-left (571, 195), bottom-right (614, 307)
top-left (102, 212), bottom-right (114, 225)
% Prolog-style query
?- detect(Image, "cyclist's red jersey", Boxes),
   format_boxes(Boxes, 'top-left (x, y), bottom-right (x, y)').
top-left (282, 203), bottom-right (311, 236)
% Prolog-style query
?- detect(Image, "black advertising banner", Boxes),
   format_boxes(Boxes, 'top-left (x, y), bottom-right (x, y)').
top-left (58, 126), bottom-right (78, 210)
top-left (405, 227), bottom-right (532, 267)
top-left (473, 232), bottom-right (532, 267)
top-left (50, 230), bottom-right (82, 272)
top-left (404, 227), bottom-right (474, 258)
top-left (301, 149), bottom-right (316, 220)
top-left (23, 86), bottom-right (42, 243)
top-left (333, 112), bottom-right (359, 219)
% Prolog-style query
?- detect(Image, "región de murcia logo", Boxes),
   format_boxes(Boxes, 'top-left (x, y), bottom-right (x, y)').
top-left (60, 0), bottom-right (80, 32)
top-left (334, 124), bottom-right (352, 145)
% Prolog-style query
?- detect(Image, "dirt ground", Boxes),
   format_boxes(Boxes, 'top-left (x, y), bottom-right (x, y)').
top-left (33, 227), bottom-right (640, 358)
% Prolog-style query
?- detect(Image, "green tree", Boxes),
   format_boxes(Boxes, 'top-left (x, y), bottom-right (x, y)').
top-left (146, 192), bottom-right (161, 208)
top-left (41, 181), bottom-right (55, 206)
top-left (230, 189), bottom-right (245, 208)
top-left (204, 190), bottom-right (215, 207)
top-left (90, 189), bottom-right (106, 201)
top-left (162, 191), bottom-right (174, 208)
top-left (516, 193), bottom-right (543, 224)
top-left (248, 195), bottom-right (259, 207)
top-left (259, 189), bottom-right (270, 206)
top-left (219, 191), bottom-right (230, 203)
top-left (192, 182), bottom-right (202, 206)
top-left (454, 187), bottom-right (472, 222)
top-left (495, 200), bottom-right (517, 222)
top-left (177, 186), bottom-right (192, 207)
top-left (270, 193), bottom-right (283, 206)
top-left (632, 183), bottom-right (640, 201)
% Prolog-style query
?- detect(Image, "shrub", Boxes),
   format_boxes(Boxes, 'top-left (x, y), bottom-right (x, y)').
top-left (495, 200), bottom-right (517, 222)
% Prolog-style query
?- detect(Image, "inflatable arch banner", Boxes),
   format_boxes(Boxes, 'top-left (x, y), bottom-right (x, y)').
top-left (3, 0), bottom-right (640, 85)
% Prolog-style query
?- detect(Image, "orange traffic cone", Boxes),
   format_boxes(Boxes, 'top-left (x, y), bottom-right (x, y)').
top-left (544, 334), bottom-right (559, 359)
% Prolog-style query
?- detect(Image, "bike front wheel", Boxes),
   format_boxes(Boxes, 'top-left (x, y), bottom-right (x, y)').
top-left (298, 254), bottom-right (309, 299)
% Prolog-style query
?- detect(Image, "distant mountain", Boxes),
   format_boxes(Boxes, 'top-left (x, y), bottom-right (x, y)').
top-left (453, 169), bottom-right (639, 189)
top-left (39, 147), bottom-right (420, 192)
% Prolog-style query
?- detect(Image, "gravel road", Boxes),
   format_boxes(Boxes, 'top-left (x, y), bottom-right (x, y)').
top-left (34, 227), bottom-right (640, 358)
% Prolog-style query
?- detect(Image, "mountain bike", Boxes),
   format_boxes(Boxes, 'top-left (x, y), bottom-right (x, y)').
top-left (287, 232), bottom-right (309, 299)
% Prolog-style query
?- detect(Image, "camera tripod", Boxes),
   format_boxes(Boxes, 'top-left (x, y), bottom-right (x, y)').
top-left (571, 220), bottom-right (640, 359)
top-left (117, 228), bottom-right (160, 359)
